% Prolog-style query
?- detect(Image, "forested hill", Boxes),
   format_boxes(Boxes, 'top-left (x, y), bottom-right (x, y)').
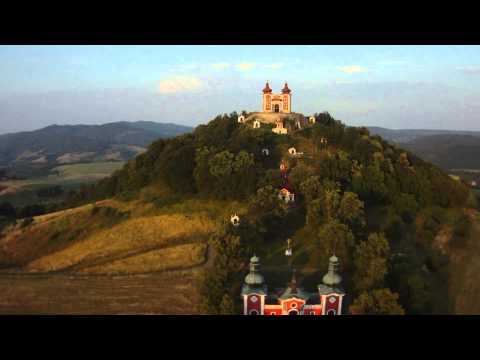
top-left (367, 127), bottom-right (480, 144)
top-left (401, 134), bottom-right (480, 170)
top-left (0, 121), bottom-right (192, 167)
top-left (70, 111), bottom-right (473, 315)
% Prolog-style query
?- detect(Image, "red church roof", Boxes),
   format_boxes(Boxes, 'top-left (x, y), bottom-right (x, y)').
top-left (280, 181), bottom-right (294, 193)
top-left (263, 82), bottom-right (272, 93)
top-left (281, 82), bottom-right (291, 94)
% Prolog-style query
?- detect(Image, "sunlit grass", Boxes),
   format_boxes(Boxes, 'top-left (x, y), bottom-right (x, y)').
top-left (26, 213), bottom-right (217, 272)
top-left (80, 243), bottom-right (207, 275)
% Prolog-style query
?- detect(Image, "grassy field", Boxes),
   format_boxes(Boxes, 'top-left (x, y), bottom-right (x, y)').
top-left (80, 243), bottom-right (208, 275)
top-left (0, 161), bottom-right (125, 207)
top-left (0, 193), bottom-right (242, 314)
top-left (53, 162), bottom-right (125, 179)
top-left (25, 213), bottom-right (217, 272)
top-left (0, 272), bottom-right (201, 314)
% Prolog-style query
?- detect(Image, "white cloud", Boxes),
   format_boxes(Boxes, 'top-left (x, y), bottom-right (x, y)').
top-left (338, 65), bottom-right (367, 74)
top-left (236, 63), bottom-right (255, 71)
top-left (157, 76), bottom-right (205, 94)
top-left (459, 66), bottom-right (480, 74)
top-left (264, 63), bottom-right (284, 70)
top-left (211, 63), bottom-right (230, 70)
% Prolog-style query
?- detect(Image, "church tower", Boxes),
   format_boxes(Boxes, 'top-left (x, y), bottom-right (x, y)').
top-left (241, 255), bottom-right (267, 315)
top-left (318, 255), bottom-right (346, 315)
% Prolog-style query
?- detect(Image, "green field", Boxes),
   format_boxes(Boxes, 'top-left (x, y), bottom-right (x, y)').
top-left (0, 161), bottom-right (125, 207)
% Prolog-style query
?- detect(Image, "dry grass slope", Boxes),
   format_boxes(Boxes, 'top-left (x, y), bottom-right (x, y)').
top-left (26, 214), bottom-right (217, 272)
top-left (80, 243), bottom-right (207, 275)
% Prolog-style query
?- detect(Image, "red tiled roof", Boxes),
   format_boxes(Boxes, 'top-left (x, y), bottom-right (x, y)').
top-left (280, 181), bottom-right (294, 193)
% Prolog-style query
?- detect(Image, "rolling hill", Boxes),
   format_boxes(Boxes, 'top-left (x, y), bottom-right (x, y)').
top-left (401, 134), bottom-right (480, 171)
top-left (367, 127), bottom-right (480, 144)
top-left (0, 111), bottom-right (477, 315)
top-left (0, 121), bottom-right (193, 169)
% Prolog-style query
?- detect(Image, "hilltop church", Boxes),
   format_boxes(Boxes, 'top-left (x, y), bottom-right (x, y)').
top-left (262, 82), bottom-right (292, 113)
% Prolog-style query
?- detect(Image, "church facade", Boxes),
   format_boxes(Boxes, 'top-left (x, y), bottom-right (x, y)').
top-left (262, 82), bottom-right (292, 113)
top-left (241, 255), bottom-right (345, 315)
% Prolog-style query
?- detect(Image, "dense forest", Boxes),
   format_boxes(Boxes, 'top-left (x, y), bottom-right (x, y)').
top-left (41, 111), bottom-right (473, 314)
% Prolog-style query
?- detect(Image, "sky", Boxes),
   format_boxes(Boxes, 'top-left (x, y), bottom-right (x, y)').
top-left (1, 45), bottom-right (480, 134)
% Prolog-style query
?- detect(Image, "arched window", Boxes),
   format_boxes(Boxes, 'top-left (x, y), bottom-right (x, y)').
top-left (327, 309), bottom-right (336, 315)
top-left (250, 310), bottom-right (258, 315)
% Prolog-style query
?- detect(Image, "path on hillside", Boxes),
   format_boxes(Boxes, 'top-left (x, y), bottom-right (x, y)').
top-left (60, 236), bottom-right (209, 273)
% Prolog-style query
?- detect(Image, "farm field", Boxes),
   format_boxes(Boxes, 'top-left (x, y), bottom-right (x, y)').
top-left (0, 271), bottom-right (201, 314)
top-left (0, 161), bottom-right (125, 207)
top-left (0, 194), bottom-right (243, 314)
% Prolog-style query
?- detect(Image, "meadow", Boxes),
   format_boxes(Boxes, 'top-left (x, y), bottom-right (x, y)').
top-left (0, 161), bottom-right (125, 207)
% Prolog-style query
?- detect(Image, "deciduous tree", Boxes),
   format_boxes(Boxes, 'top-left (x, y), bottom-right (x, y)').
top-left (349, 288), bottom-right (405, 315)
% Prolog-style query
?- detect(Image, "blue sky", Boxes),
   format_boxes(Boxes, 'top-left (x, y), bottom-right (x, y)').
top-left (1, 45), bottom-right (480, 134)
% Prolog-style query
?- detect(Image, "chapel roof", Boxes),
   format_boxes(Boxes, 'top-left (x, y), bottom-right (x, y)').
top-left (263, 82), bottom-right (273, 94)
top-left (282, 82), bottom-right (291, 94)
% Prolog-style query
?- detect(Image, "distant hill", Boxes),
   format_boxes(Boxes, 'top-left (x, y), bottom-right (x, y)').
top-left (0, 121), bottom-right (193, 168)
top-left (401, 134), bottom-right (480, 171)
top-left (367, 127), bottom-right (480, 144)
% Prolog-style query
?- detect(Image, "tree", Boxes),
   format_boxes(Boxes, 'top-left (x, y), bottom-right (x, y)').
top-left (194, 146), bottom-right (216, 195)
top-left (401, 274), bottom-right (431, 314)
top-left (337, 191), bottom-right (365, 229)
top-left (394, 193), bottom-right (418, 223)
top-left (353, 233), bottom-right (390, 293)
top-left (219, 294), bottom-right (236, 315)
top-left (248, 185), bottom-right (288, 219)
top-left (317, 220), bottom-right (355, 269)
top-left (300, 176), bottom-right (323, 202)
top-left (209, 150), bottom-right (235, 179)
top-left (198, 225), bottom-right (250, 314)
top-left (231, 151), bottom-right (257, 199)
top-left (289, 163), bottom-right (314, 191)
top-left (352, 164), bottom-right (388, 204)
top-left (349, 288), bottom-right (405, 315)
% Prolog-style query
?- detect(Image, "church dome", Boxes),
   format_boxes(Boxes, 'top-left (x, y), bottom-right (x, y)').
top-left (245, 255), bottom-right (265, 285)
top-left (322, 255), bottom-right (342, 286)
top-left (281, 82), bottom-right (291, 94)
top-left (263, 82), bottom-right (272, 93)
top-left (245, 272), bottom-right (265, 285)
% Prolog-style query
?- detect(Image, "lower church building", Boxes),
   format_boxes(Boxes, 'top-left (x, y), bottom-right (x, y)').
top-left (241, 255), bottom-right (345, 315)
